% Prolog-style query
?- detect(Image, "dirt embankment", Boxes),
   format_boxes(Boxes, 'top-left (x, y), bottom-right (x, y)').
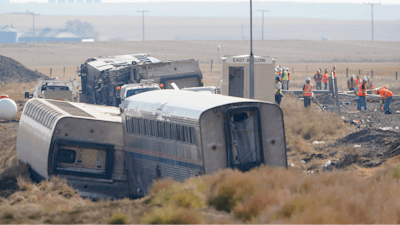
top-left (0, 55), bottom-right (49, 85)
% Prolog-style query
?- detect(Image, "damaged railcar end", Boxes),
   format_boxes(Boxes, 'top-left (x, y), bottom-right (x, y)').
top-left (121, 90), bottom-right (287, 198)
top-left (16, 99), bottom-right (127, 200)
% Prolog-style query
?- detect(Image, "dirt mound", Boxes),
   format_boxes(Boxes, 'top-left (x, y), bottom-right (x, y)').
top-left (0, 55), bottom-right (49, 85)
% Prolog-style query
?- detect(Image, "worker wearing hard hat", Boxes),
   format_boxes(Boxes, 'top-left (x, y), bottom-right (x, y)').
top-left (282, 67), bottom-right (289, 90)
top-left (286, 68), bottom-right (291, 90)
top-left (275, 76), bottom-right (283, 105)
top-left (355, 74), bottom-right (362, 86)
top-left (355, 77), bottom-right (368, 110)
top-left (331, 65), bottom-right (337, 78)
top-left (347, 74), bottom-right (357, 91)
top-left (303, 77), bottom-right (313, 108)
top-left (314, 70), bottom-right (322, 90)
top-left (322, 69), bottom-right (329, 90)
top-left (374, 87), bottom-right (393, 114)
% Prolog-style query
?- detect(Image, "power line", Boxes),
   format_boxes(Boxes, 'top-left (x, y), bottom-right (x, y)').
top-left (137, 10), bottom-right (149, 41)
top-left (257, 9), bottom-right (270, 40)
top-left (364, 2), bottom-right (380, 41)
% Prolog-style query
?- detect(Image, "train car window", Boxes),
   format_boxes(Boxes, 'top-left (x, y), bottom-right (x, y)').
top-left (125, 116), bottom-right (131, 133)
top-left (31, 104), bottom-right (41, 121)
top-left (139, 118), bottom-right (145, 135)
top-left (37, 107), bottom-right (46, 123)
top-left (229, 110), bottom-right (261, 165)
top-left (164, 122), bottom-right (171, 139)
top-left (157, 121), bottom-right (164, 138)
top-left (24, 101), bottom-right (33, 116)
top-left (189, 127), bottom-right (196, 145)
top-left (144, 119), bottom-right (150, 136)
top-left (182, 126), bottom-right (189, 143)
top-left (177, 125), bottom-right (183, 141)
top-left (57, 149), bottom-right (76, 164)
top-left (133, 118), bottom-right (139, 134)
top-left (150, 120), bottom-right (157, 137)
top-left (171, 124), bottom-right (177, 141)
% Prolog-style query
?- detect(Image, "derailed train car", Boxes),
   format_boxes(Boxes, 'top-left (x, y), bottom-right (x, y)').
top-left (121, 90), bottom-right (287, 198)
top-left (17, 99), bottom-right (127, 199)
top-left (17, 91), bottom-right (287, 200)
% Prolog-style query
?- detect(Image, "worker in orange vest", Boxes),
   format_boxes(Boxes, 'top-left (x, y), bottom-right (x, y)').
top-left (374, 87), bottom-right (393, 114)
top-left (322, 69), bottom-right (329, 90)
top-left (367, 77), bottom-right (375, 89)
top-left (313, 70), bottom-right (322, 90)
top-left (347, 74), bottom-right (357, 91)
top-left (355, 77), bottom-right (368, 110)
top-left (355, 74), bottom-right (362, 86)
top-left (303, 77), bottom-right (313, 108)
top-left (286, 67), bottom-right (291, 90)
top-left (331, 65), bottom-right (337, 78)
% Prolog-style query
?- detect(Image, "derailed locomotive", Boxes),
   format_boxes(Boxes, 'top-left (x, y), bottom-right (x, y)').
top-left (79, 54), bottom-right (204, 107)
top-left (17, 90), bottom-right (287, 200)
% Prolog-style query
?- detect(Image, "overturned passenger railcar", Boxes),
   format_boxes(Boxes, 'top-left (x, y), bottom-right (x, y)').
top-left (121, 90), bottom-right (287, 198)
top-left (17, 99), bottom-right (127, 200)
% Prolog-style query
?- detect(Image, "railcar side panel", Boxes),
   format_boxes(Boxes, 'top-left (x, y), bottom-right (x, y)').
top-left (122, 112), bottom-right (204, 198)
top-left (17, 114), bottom-right (53, 179)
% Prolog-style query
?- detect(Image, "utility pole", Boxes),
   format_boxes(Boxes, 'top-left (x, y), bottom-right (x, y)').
top-left (241, 24), bottom-right (244, 40)
top-left (8, 11), bottom-right (39, 37)
top-left (249, 0), bottom-right (254, 99)
top-left (257, 9), bottom-right (270, 40)
top-left (364, 2), bottom-right (380, 41)
top-left (137, 10), bottom-right (150, 41)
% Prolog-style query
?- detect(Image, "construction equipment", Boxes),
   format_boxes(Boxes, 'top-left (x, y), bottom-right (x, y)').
top-left (78, 54), bottom-right (203, 107)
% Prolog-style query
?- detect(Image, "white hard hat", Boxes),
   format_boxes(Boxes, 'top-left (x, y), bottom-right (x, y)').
top-left (351, 74), bottom-right (355, 78)
top-left (306, 77), bottom-right (311, 81)
top-left (286, 67), bottom-right (289, 71)
top-left (363, 77), bottom-right (368, 82)
top-left (275, 68), bottom-right (278, 72)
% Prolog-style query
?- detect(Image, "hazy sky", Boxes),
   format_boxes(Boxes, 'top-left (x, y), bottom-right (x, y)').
top-left (8, 0), bottom-right (400, 4)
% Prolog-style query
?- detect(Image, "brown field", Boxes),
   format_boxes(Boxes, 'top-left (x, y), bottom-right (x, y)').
top-left (1, 40), bottom-right (400, 223)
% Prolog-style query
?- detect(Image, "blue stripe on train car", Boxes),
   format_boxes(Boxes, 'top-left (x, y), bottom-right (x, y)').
top-left (127, 151), bottom-right (204, 171)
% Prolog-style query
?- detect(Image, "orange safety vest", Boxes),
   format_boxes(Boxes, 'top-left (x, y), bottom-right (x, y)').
top-left (356, 84), bottom-right (366, 97)
top-left (288, 72), bottom-right (291, 81)
top-left (332, 70), bottom-right (337, 78)
top-left (380, 88), bottom-right (393, 98)
top-left (368, 81), bottom-right (375, 89)
top-left (355, 78), bottom-right (362, 86)
top-left (347, 79), bottom-right (356, 89)
top-left (303, 83), bottom-right (313, 97)
top-left (322, 73), bottom-right (328, 83)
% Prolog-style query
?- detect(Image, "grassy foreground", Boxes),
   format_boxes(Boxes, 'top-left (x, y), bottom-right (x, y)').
top-left (0, 92), bottom-right (387, 224)
top-left (3, 162), bottom-right (400, 223)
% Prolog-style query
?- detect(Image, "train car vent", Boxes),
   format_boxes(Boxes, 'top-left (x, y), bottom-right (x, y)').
top-left (47, 100), bottom-right (94, 118)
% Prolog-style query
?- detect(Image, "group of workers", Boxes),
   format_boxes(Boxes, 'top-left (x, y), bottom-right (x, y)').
top-left (275, 65), bottom-right (394, 114)
top-left (350, 75), bottom-right (393, 114)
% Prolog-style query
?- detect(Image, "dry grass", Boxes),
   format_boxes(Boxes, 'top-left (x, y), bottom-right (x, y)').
top-left (281, 94), bottom-right (354, 154)
top-left (141, 164), bottom-right (400, 223)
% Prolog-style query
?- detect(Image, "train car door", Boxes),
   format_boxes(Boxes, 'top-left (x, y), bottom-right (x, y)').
top-left (228, 67), bottom-right (244, 97)
top-left (224, 106), bottom-right (264, 171)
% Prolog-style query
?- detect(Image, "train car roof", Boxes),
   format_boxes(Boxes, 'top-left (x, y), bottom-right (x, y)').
top-left (26, 99), bottom-right (122, 123)
top-left (122, 90), bottom-right (266, 120)
top-left (87, 54), bottom-right (161, 72)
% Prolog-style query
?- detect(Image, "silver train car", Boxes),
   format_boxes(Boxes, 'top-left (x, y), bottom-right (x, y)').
top-left (17, 99), bottom-right (127, 200)
top-left (121, 90), bottom-right (287, 198)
